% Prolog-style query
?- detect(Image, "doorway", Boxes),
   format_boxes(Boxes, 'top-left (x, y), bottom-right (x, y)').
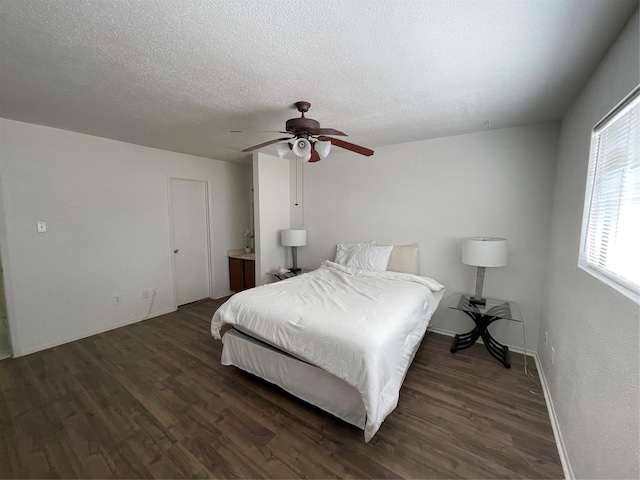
top-left (169, 178), bottom-right (212, 306)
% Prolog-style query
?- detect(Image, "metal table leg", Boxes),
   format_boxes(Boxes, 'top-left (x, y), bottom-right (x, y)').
top-left (450, 311), bottom-right (511, 368)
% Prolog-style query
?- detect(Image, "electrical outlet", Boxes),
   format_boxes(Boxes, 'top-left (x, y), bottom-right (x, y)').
top-left (551, 347), bottom-right (555, 365)
top-left (113, 294), bottom-right (122, 306)
top-left (544, 331), bottom-right (548, 346)
top-left (151, 288), bottom-right (158, 297)
top-left (143, 289), bottom-right (150, 299)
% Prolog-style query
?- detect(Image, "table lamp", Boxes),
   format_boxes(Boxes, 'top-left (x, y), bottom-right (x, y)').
top-left (281, 229), bottom-right (307, 272)
top-left (462, 237), bottom-right (507, 306)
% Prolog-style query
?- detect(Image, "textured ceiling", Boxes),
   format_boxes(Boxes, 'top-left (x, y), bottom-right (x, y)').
top-left (0, 0), bottom-right (637, 163)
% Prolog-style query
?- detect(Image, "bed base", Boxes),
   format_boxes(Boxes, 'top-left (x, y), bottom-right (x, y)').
top-left (221, 328), bottom-right (366, 429)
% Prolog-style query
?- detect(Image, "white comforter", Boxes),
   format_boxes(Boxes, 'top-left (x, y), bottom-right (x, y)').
top-left (211, 260), bottom-right (445, 441)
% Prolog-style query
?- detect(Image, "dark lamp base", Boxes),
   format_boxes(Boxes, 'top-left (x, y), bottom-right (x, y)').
top-left (289, 267), bottom-right (302, 273)
top-left (469, 296), bottom-right (486, 306)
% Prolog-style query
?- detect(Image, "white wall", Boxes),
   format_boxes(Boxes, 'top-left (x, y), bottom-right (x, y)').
top-left (0, 118), bottom-right (251, 356)
top-left (539, 11), bottom-right (639, 479)
top-left (253, 152), bottom-right (290, 285)
top-left (299, 123), bottom-right (559, 350)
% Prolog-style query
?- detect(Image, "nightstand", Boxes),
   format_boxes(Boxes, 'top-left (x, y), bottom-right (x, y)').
top-left (267, 269), bottom-right (311, 281)
top-left (448, 293), bottom-right (522, 368)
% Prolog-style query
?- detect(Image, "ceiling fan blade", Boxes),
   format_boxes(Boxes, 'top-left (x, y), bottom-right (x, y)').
top-left (318, 136), bottom-right (374, 157)
top-left (308, 149), bottom-right (321, 163)
top-left (241, 137), bottom-right (291, 152)
top-left (306, 127), bottom-right (347, 136)
top-left (231, 130), bottom-right (290, 134)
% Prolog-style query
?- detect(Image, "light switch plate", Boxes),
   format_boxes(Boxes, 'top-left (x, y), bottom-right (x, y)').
top-left (37, 221), bottom-right (47, 233)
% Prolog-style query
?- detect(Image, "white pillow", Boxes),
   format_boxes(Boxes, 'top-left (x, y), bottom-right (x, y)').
top-left (334, 241), bottom-right (376, 264)
top-left (344, 245), bottom-right (394, 271)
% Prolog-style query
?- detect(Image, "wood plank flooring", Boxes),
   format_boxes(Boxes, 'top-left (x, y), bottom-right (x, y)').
top-left (0, 298), bottom-right (563, 479)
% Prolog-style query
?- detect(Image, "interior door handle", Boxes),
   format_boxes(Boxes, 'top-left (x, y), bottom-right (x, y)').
top-left (174, 249), bottom-right (180, 253)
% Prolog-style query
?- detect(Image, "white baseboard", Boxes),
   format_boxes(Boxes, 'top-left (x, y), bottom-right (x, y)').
top-left (426, 326), bottom-right (460, 338)
top-left (213, 292), bottom-right (233, 300)
top-left (534, 355), bottom-right (574, 480)
top-left (14, 306), bottom-right (177, 357)
top-left (427, 325), bottom-right (573, 479)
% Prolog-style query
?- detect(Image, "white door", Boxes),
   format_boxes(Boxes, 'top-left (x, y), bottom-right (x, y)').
top-left (170, 178), bottom-right (211, 306)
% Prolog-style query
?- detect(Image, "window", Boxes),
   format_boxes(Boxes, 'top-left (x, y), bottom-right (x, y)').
top-left (579, 86), bottom-right (640, 300)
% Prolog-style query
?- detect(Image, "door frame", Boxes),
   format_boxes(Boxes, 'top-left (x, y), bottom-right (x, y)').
top-left (166, 176), bottom-right (214, 308)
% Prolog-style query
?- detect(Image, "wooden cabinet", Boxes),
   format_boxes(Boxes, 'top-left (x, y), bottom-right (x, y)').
top-left (229, 257), bottom-right (255, 292)
top-left (243, 259), bottom-right (255, 289)
top-left (229, 257), bottom-right (244, 292)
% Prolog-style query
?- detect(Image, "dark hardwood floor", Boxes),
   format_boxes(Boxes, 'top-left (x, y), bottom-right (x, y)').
top-left (0, 298), bottom-right (563, 479)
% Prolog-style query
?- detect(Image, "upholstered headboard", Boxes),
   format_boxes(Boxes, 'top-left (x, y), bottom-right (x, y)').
top-left (334, 242), bottom-right (419, 275)
top-left (385, 244), bottom-right (419, 275)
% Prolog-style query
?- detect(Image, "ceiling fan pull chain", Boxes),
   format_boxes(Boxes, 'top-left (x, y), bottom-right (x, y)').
top-left (295, 158), bottom-right (299, 206)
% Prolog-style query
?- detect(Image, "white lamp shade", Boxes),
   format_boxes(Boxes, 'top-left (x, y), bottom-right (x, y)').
top-left (462, 237), bottom-right (507, 267)
top-left (291, 138), bottom-right (312, 161)
top-left (281, 229), bottom-right (307, 247)
top-left (314, 140), bottom-right (331, 159)
top-left (275, 142), bottom-right (291, 158)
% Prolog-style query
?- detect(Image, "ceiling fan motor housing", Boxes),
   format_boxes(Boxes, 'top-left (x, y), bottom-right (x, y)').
top-left (285, 117), bottom-right (320, 135)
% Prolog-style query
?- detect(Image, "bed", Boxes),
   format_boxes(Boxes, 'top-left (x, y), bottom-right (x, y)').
top-left (211, 242), bottom-right (445, 441)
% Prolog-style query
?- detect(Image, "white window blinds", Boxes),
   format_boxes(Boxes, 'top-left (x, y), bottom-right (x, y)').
top-left (580, 86), bottom-right (640, 297)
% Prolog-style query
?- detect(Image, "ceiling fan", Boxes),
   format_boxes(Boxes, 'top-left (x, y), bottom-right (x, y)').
top-left (232, 101), bottom-right (374, 162)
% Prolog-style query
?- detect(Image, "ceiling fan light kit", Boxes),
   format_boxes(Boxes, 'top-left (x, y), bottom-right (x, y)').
top-left (234, 101), bottom-right (374, 161)
top-left (292, 138), bottom-right (312, 161)
top-left (275, 141), bottom-right (291, 159)
top-left (315, 140), bottom-right (331, 159)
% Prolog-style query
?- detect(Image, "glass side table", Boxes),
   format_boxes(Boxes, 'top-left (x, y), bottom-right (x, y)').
top-left (448, 293), bottom-right (522, 368)
top-left (266, 269), bottom-right (311, 281)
